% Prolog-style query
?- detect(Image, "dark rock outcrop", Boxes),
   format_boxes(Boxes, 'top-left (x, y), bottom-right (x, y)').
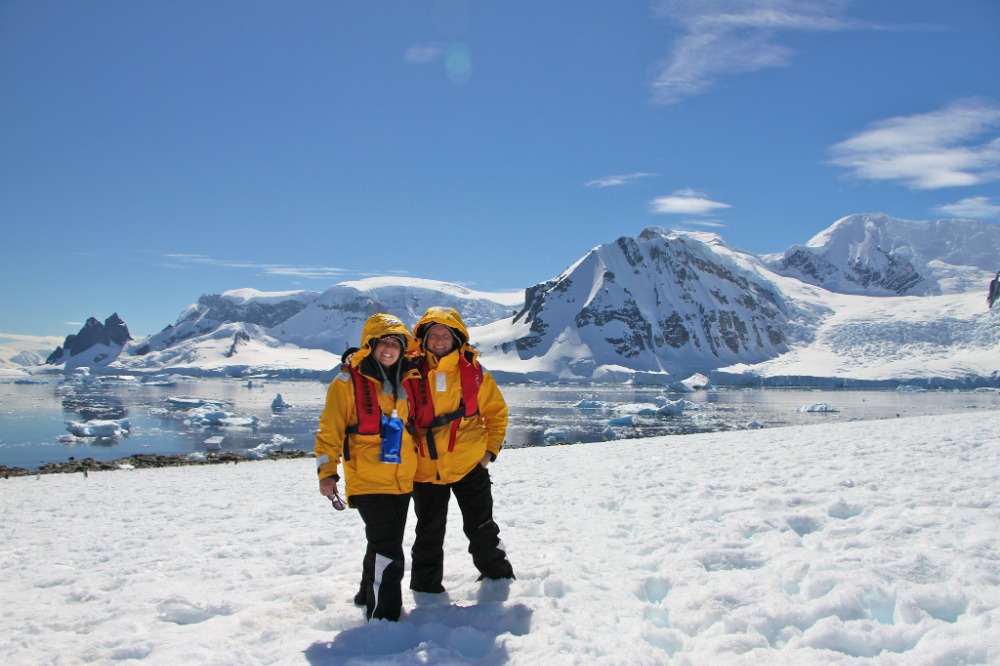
top-left (46, 314), bottom-right (133, 365)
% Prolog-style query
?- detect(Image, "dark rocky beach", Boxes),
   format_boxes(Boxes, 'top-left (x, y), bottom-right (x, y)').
top-left (0, 449), bottom-right (313, 478)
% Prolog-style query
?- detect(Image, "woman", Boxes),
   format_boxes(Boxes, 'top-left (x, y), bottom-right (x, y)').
top-left (315, 313), bottom-right (420, 622)
top-left (408, 306), bottom-right (514, 594)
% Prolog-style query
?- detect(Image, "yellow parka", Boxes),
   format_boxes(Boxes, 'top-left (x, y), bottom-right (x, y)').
top-left (410, 307), bottom-right (509, 485)
top-left (315, 313), bottom-right (420, 506)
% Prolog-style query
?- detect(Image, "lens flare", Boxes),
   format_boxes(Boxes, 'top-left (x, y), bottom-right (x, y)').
top-left (445, 42), bottom-right (472, 84)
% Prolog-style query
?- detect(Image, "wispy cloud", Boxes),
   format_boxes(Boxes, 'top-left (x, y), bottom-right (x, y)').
top-left (161, 254), bottom-right (352, 280)
top-left (404, 44), bottom-right (445, 64)
top-left (651, 188), bottom-right (731, 215)
top-left (0, 332), bottom-right (62, 342)
top-left (585, 172), bottom-right (655, 188)
top-left (680, 219), bottom-right (727, 229)
top-left (649, 0), bottom-right (900, 105)
top-left (933, 196), bottom-right (1000, 220)
top-left (829, 100), bottom-right (1000, 189)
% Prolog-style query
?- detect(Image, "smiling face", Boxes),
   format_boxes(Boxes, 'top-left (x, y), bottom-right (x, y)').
top-left (373, 336), bottom-right (403, 367)
top-left (425, 324), bottom-right (456, 357)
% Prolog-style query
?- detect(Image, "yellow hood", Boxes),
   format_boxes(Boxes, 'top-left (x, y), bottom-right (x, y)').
top-left (412, 306), bottom-right (478, 361)
top-left (351, 313), bottom-right (416, 367)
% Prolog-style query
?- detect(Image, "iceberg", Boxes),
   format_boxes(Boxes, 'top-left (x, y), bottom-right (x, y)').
top-left (65, 418), bottom-right (132, 438)
top-left (271, 393), bottom-right (293, 411)
top-left (795, 403), bottom-right (841, 413)
top-left (203, 436), bottom-right (224, 451)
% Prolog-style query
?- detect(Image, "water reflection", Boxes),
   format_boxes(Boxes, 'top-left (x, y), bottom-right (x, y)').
top-left (61, 392), bottom-right (128, 421)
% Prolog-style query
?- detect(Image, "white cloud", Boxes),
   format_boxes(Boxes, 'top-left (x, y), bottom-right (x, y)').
top-left (932, 196), bottom-right (1000, 220)
top-left (0, 332), bottom-right (63, 343)
top-left (161, 254), bottom-right (350, 280)
top-left (585, 172), bottom-right (655, 187)
top-left (404, 44), bottom-right (444, 64)
top-left (680, 219), bottom-right (728, 229)
top-left (651, 189), bottom-right (731, 215)
top-left (829, 100), bottom-right (1000, 190)
top-left (649, 0), bottom-right (897, 105)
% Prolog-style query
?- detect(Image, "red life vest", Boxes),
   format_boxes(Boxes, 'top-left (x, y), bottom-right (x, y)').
top-left (343, 354), bottom-right (483, 461)
top-left (342, 364), bottom-right (439, 461)
top-left (407, 352), bottom-right (483, 460)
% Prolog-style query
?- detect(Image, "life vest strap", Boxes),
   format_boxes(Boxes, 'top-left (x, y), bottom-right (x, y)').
top-left (429, 405), bottom-right (467, 428)
top-left (342, 428), bottom-right (354, 462)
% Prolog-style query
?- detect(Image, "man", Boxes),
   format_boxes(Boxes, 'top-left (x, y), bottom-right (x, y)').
top-left (408, 306), bottom-right (514, 594)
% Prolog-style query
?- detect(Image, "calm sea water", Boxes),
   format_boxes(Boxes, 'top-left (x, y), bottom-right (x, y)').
top-left (2, 376), bottom-right (998, 471)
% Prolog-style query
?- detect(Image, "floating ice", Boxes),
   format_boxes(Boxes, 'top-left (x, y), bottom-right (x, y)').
top-left (573, 399), bottom-right (608, 409)
top-left (614, 402), bottom-right (660, 416)
top-left (187, 408), bottom-right (258, 428)
top-left (655, 398), bottom-right (697, 416)
top-left (218, 415), bottom-right (258, 428)
top-left (166, 396), bottom-right (224, 409)
top-left (244, 435), bottom-right (292, 459)
top-left (59, 368), bottom-right (100, 387)
top-left (271, 393), bottom-right (293, 411)
top-left (65, 418), bottom-right (132, 438)
top-left (143, 375), bottom-right (179, 387)
top-left (186, 409), bottom-right (232, 426)
top-left (543, 427), bottom-right (569, 443)
top-left (796, 403), bottom-right (841, 413)
top-left (677, 373), bottom-right (710, 392)
top-left (203, 436), bottom-right (224, 451)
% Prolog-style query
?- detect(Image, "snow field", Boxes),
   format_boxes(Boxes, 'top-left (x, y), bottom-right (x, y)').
top-left (1, 410), bottom-right (998, 664)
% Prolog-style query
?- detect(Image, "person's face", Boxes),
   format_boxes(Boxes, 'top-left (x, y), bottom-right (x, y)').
top-left (425, 324), bottom-right (455, 356)
top-left (374, 337), bottom-right (402, 366)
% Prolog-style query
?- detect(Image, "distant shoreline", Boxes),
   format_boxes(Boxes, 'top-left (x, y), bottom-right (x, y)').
top-left (0, 449), bottom-right (313, 478)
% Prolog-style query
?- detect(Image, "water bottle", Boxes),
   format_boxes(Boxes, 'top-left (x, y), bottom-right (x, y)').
top-left (380, 409), bottom-right (404, 464)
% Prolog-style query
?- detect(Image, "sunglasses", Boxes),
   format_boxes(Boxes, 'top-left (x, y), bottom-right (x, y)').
top-left (329, 492), bottom-right (346, 511)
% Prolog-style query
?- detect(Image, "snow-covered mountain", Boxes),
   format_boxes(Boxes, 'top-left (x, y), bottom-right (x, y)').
top-left (475, 227), bottom-right (815, 382)
top-left (270, 277), bottom-right (522, 354)
top-left (761, 213), bottom-right (997, 296)
top-left (0, 334), bottom-right (64, 372)
top-left (22, 214), bottom-right (1000, 385)
top-left (44, 314), bottom-right (132, 371)
top-left (111, 277), bottom-right (522, 376)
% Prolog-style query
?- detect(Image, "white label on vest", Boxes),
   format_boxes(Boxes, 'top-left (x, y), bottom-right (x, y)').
top-left (436, 372), bottom-right (447, 392)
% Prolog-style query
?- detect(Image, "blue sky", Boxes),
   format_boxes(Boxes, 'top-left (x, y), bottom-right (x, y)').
top-left (2, 1), bottom-right (999, 338)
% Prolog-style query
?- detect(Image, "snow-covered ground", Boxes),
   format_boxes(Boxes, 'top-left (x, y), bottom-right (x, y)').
top-left (2, 411), bottom-right (998, 664)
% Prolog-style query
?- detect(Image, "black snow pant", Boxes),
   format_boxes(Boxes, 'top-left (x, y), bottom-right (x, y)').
top-left (410, 464), bottom-right (514, 593)
top-left (353, 493), bottom-right (410, 621)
